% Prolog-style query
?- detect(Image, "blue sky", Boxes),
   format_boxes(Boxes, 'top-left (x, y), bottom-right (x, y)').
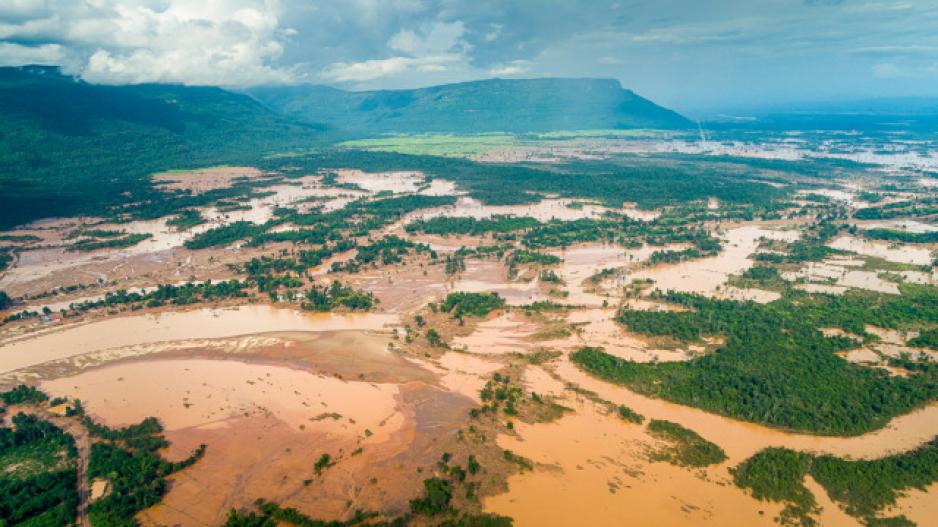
top-left (1, 0), bottom-right (936, 111)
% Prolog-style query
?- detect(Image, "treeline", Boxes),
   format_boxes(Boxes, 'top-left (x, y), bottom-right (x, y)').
top-left (572, 285), bottom-right (938, 435)
top-left (301, 281), bottom-right (376, 312)
top-left (185, 220), bottom-right (264, 249)
top-left (763, 218), bottom-right (847, 264)
top-left (508, 250), bottom-right (561, 266)
top-left (330, 236), bottom-right (433, 273)
top-left (1, 384), bottom-right (49, 405)
top-left (236, 238), bottom-right (426, 304)
top-left (38, 280), bottom-right (250, 318)
top-left (1, 281), bottom-right (248, 325)
top-left (67, 233), bottom-right (153, 252)
top-left (862, 228), bottom-right (938, 244)
top-left (518, 215), bottom-right (725, 253)
top-left (186, 194), bottom-right (456, 250)
top-left (854, 198), bottom-right (938, 220)
top-left (405, 215), bottom-right (541, 237)
top-left (733, 437), bottom-right (938, 526)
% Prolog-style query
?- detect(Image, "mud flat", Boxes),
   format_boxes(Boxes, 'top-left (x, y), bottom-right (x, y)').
top-left (556, 308), bottom-right (693, 363)
top-left (346, 260), bottom-right (449, 313)
top-left (429, 352), bottom-right (504, 402)
top-left (784, 261), bottom-right (901, 295)
top-left (152, 166), bottom-right (263, 193)
top-left (549, 244), bottom-right (661, 306)
top-left (43, 354), bottom-right (473, 526)
top-left (335, 169), bottom-right (431, 194)
top-left (43, 358), bottom-right (403, 435)
top-left (447, 259), bottom-right (550, 306)
top-left (716, 286), bottom-right (781, 303)
top-left (451, 312), bottom-right (541, 355)
top-left (0, 306), bottom-right (399, 376)
top-left (406, 196), bottom-right (640, 223)
top-left (828, 236), bottom-right (934, 266)
top-left (484, 397), bottom-right (786, 527)
top-left (631, 226), bottom-right (800, 296)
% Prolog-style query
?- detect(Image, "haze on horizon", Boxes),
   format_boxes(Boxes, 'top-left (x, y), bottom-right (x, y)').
top-left (0, 0), bottom-right (936, 113)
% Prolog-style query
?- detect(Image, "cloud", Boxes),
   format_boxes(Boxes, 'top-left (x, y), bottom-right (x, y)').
top-left (320, 19), bottom-right (470, 84)
top-left (0, 0), bottom-right (300, 86)
top-left (488, 59), bottom-right (531, 76)
top-left (0, 41), bottom-right (63, 66)
top-left (321, 54), bottom-right (464, 82)
top-left (872, 61), bottom-right (938, 79)
top-left (388, 21), bottom-right (466, 55)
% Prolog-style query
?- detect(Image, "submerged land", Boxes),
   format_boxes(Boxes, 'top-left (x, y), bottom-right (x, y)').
top-left (1, 67), bottom-right (937, 527)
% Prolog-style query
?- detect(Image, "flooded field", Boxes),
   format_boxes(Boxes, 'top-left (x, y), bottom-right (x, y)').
top-left (632, 226), bottom-right (800, 296)
top-left (0, 306), bottom-right (399, 377)
top-left (484, 397), bottom-right (788, 527)
top-left (2, 162), bottom-right (937, 527)
top-left (480, 349), bottom-right (938, 526)
top-left (828, 236), bottom-right (934, 266)
top-left (42, 350), bottom-right (471, 526)
top-left (784, 261), bottom-right (901, 295)
top-left (406, 196), bottom-right (656, 223)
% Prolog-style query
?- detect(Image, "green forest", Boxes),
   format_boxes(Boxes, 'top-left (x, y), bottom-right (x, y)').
top-left (733, 438), bottom-right (938, 526)
top-left (0, 413), bottom-right (78, 526)
top-left (572, 285), bottom-right (938, 435)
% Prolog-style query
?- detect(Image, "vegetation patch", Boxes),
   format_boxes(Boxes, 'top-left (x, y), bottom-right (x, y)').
top-left (0, 413), bottom-right (78, 526)
top-left (302, 281), bottom-right (376, 311)
top-left (908, 329), bottom-right (938, 350)
top-left (616, 405), bottom-right (644, 424)
top-left (68, 232), bottom-right (152, 252)
top-left (405, 215), bottom-right (540, 237)
top-left (441, 292), bottom-right (506, 318)
top-left (733, 438), bottom-right (938, 527)
top-left (166, 209), bottom-right (207, 230)
top-left (85, 416), bottom-right (206, 526)
top-left (646, 419), bottom-right (727, 467)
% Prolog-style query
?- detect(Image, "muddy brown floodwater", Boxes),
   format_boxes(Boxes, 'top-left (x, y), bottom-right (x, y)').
top-left (0, 306), bottom-right (399, 378)
top-left (484, 397), bottom-right (789, 527)
top-left (631, 225), bottom-right (799, 297)
top-left (483, 353), bottom-right (938, 526)
top-left (43, 352), bottom-right (473, 526)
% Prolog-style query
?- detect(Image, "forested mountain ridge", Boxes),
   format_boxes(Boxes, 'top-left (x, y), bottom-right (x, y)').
top-left (247, 77), bottom-right (692, 134)
top-left (0, 66), bottom-right (325, 229)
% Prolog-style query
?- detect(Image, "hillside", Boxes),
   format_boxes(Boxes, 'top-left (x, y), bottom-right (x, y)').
top-left (0, 66), bottom-right (325, 229)
top-left (247, 78), bottom-right (691, 134)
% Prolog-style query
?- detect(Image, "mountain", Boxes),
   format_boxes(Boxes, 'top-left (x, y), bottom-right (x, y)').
top-left (247, 78), bottom-right (691, 134)
top-left (0, 66), bottom-right (325, 229)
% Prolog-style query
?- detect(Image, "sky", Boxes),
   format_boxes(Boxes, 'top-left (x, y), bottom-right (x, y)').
top-left (1, 0), bottom-right (936, 112)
